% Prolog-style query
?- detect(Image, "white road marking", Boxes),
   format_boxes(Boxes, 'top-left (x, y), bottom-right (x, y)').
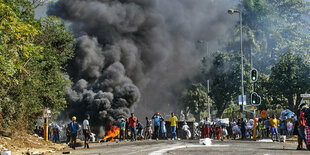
top-left (148, 144), bottom-right (229, 155)
top-left (148, 144), bottom-right (187, 155)
top-left (126, 145), bottom-right (167, 155)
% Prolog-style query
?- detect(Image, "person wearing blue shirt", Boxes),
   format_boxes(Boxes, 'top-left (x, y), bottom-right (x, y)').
top-left (119, 118), bottom-right (126, 141)
top-left (69, 116), bottom-right (79, 150)
top-left (152, 112), bottom-right (162, 140)
top-left (161, 118), bottom-right (167, 139)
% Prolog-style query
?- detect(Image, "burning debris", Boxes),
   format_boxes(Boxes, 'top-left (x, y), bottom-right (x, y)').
top-left (101, 126), bottom-right (120, 142)
top-left (47, 0), bottom-right (236, 134)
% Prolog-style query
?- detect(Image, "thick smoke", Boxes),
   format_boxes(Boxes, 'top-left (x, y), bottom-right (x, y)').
top-left (48, 0), bottom-right (237, 128)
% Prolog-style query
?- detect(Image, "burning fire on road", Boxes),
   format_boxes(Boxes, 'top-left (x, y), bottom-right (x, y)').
top-left (100, 126), bottom-right (120, 142)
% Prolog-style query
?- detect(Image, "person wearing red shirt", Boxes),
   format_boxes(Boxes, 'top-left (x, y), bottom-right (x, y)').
top-left (129, 113), bottom-right (137, 141)
top-left (297, 106), bottom-right (307, 150)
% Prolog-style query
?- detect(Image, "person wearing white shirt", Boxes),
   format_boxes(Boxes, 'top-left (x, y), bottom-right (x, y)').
top-left (182, 122), bottom-right (191, 139)
top-left (83, 114), bottom-right (91, 149)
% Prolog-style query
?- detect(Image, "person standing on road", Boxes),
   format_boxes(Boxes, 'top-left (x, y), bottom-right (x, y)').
top-left (169, 112), bottom-right (178, 140)
top-left (258, 118), bottom-right (265, 138)
top-left (144, 117), bottom-right (152, 140)
top-left (264, 117), bottom-right (270, 138)
top-left (241, 118), bottom-right (246, 139)
top-left (161, 118), bottom-right (167, 139)
top-left (119, 118), bottom-right (126, 141)
top-left (202, 117), bottom-right (210, 138)
top-left (297, 106), bottom-right (307, 150)
top-left (269, 114), bottom-right (279, 142)
top-left (83, 114), bottom-right (91, 149)
top-left (125, 118), bottom-right (129, 140)
top-left (52, 123), bottom-right (60, 143)
top-left (152, 112), bottom-right (162, 140)
top-left (66, 123), bottom-right (71, 144)
top-left (182, 122), bottom-right (191, 139)
top-left (136, 120), bottom-right (144, 139)
top-left (279, 119), bottom-right (286, 135)
top-left (69, 116), bottom-right (79, 150)
top-left (129, 113), bottom-right (137, 141)
top-left (303, 105), bottom-right (310, 150)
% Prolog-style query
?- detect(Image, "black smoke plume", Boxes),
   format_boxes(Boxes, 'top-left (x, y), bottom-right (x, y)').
top-left (48, 0), bottom-right (237, 131)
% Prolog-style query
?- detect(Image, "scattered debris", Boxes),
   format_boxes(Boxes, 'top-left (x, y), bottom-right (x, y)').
top-left (0, 134), bottom-right (67, 154)
top-left (0, 130), bottom-right (12, 138)
top-left (1, 150), bottom-right (11, 155)
top-left (199, 138), bottom-right (212, 145)
top-left (62, 151), bottom-right (71, 154)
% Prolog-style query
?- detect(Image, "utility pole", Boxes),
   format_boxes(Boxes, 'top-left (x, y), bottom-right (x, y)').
top-left (207, 80), bottom-right (210, 120)
top-left (228, 9), bottom-right (244, 115)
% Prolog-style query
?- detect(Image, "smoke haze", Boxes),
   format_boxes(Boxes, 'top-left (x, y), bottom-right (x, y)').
top-left (48, 0), bottom-right (237, 128)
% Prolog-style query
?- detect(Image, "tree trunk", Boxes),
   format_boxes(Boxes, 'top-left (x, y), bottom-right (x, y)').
top-left (194, 112), bottom-right (200, 122)
top-left (216, 109), bottom-right (224, 118)
top-left (287, 95), bottom-right (294, 111)
top-left (294, 94), bottom-right (302, 112)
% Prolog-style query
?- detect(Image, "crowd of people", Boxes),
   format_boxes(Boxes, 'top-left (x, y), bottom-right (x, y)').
top-left (33, 122), bottom-right (61, 143)
top-left (118, 112), bottom-right (179, 141)
top-left (196, 103), bottom-right (310, 150)
top-left (33, 103), bottom-right (310, 151)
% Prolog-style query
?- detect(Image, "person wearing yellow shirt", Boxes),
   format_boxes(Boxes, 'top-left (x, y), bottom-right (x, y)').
top-left (269, 114), bottom-right (279, 141)
top-left (169, 112), bottom-right (178, 140)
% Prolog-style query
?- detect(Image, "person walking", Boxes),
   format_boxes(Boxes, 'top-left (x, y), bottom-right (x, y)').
top-left (119, 118), bottom-right (126, 141)
top-left (83, 114), bottom-right (91, 149)
top-left (169, 112), bottom-right (178, 140)
top-left (152, 112), bottom-right (162, 140)
top-left (303, 105), bottom-right (310, 150)
top-left (129, 113), bottom-right (137, 141)
top-left (69, 116), bottom-right (79, 150)
top-left (269, 114), bottom-right (279, 142)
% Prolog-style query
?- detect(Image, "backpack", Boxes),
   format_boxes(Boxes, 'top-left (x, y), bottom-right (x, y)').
top-left (70, 122), bottom-right (79, 133)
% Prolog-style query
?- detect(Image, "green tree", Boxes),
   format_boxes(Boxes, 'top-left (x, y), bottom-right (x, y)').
top-left (182, 83), bottom-right (208, 122)
top-left (269, 51), bottom-right (310, 111)
top-left (0, 1), bottom-right (74, 130)
top-left (254, 73), bottom-right (273, 111)
top-left (204, 52), bottom-right (252, 118)
top-left (230, 0), bottom-right (310, 74)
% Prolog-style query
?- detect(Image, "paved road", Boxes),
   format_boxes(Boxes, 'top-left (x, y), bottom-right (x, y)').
top-left (61, 139), bottom-right (309, 155)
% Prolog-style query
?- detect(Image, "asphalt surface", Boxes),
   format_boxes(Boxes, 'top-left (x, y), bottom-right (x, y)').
top-left (61, 139), bottom-right (310, 155)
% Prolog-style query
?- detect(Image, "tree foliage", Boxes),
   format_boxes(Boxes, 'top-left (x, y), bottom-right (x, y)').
top-left (181, 83), bottom-right (208, 122)
top-left (269, 51), bottom-right (310, 111)
top-left (182, 0), bottom-right (309, 118)
top-left (0, 0), bottom-right (74, 130)
top-left (237, 0), bottom-right (310, 73)
top-left (203, 52), bottom-right (252, 118)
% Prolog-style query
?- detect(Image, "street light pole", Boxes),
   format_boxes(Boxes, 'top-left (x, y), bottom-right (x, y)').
top-left (228, 9), bottom-right (244, 114)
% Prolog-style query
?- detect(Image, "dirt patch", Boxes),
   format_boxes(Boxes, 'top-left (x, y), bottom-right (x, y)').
top-left (0, 134), bottom-right (67, 154)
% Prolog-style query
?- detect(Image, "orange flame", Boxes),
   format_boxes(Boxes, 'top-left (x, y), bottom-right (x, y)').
top-left (102, 126), bottom-right (120, 142)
